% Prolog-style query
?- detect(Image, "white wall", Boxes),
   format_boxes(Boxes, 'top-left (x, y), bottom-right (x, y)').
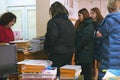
top-left (77, 0), bottom-right (108, 17)
top-left (36, 0), bottom-right (50, 37)
top-left (50, 0), bottom-right (64, 5)
top-left (0, 0), bottom-right (36, 15)
top-left (6, 0), bottom-right (36, 6)
top-left (0, 0), bottom-right (7, 15)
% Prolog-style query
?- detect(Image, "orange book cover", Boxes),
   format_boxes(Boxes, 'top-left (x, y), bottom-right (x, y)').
top-left (60, 65), bottom-right (81, 74)
top-left (60, 69), bottom-right (75, 74)
top-left (60, 65), bottom-right (82, 79)
top-left (21, 64), bottom-right (45, 69)
top-left (20, 68), bottom-right (43, 73)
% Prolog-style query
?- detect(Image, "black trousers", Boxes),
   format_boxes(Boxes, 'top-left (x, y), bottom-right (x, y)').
top-left (78, 63), bottom-right (92, 80)
top-left (49, 52), bottom-right (73, 76)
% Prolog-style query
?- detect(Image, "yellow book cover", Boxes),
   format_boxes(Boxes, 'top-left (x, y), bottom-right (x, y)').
top-left (60, 65), bottom-right (81, 73)
top-left (20, 69), bottom-right (43, 73)
top-left (21, 64), bottom-right (45, 69)
top-left (60, 65), bottom-right (82, 79)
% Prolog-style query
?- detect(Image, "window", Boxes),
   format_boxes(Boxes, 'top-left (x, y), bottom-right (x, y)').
top-left (8, 6), bottom-right (36, 40)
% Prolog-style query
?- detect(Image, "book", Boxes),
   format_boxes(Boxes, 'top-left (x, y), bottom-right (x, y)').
top-left (42, 67), bottom-right (57, 76)
top-left (60, 65), bottom-right (82, 79)
top-left (17, 59), bottom-right (52, 73)
top-left (102, 69), bottom-right (120, 80)
top-left (10, 40), bottom-right (30, 49)
top-left (10, 40), bottom-right (30, 43)
top-left (21, 73), bottom-right (57, 80)
top-left (17, 59), bottom-right (52, 66)
top-left (20, 67), bottom-right (57, 80)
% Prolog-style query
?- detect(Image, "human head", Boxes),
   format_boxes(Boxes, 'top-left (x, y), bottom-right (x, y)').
top-left (90, 7), bottom-right (103, 22)
top-left (78, 8), bottom-right (89, 22)
top-left (0, 12), bottom-right (16, 27)
top-left (49, 1), bottom-right (68, 17)
top-left (107, 0), bottom-right (120, 13)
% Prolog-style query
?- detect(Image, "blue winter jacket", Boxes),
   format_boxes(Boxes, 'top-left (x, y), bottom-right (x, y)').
top-left (98, 12), bottom-right (120, 79)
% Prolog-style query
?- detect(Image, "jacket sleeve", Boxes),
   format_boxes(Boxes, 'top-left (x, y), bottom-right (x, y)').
top-left (98, 17), bottom-right (114, 39)
top-left (44, 20), bottom-right (58, 53)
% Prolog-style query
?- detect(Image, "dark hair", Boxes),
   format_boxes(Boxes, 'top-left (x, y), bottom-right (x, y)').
top-left (0, 12), bottom-right (16, 26)
top-left (75, 8), bottom-right (89, 28)
top-left (78, 8), bottom-right (89, 21)
top-left (91, 7), bottom-right (104, 22)
top-left (49, 1), bottom-right (68, 17)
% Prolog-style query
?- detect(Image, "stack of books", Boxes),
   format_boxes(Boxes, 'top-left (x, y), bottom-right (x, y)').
top-left (20, 67), bottom-right (57, 80)
top-left (60, 65), bottom-right (82, 80)
top-left (10, 40), bottom-right (30, 49)
top-left (18, 59), bottom-right (57, 80)
top-left (17, 59), bottom-right (52, 73)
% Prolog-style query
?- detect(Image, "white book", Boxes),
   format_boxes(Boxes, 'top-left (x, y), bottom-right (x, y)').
top-left (17, 59), bottom-right (52, 67)
top-left (10, 40), bottom-right (30, 43)
top-left (60, 65), bottom-right (81, 72)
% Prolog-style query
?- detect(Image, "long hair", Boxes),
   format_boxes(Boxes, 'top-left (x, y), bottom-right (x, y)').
top-left (75, 8), bottom-right (89, 28)
top-left (49, 1), bottom-right (68, 17)
top-left (0, 12), bottom-right (16, 26)
top-left (91, 7), bottom-right (104, 22)
top-left (78, 8), bottom-right (89, 21)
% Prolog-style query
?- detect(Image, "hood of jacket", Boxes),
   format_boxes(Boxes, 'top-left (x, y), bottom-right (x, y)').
top-left (84, 17), bottom-right (93, 24)
top-left (101, 12), bottom-right (120, 25)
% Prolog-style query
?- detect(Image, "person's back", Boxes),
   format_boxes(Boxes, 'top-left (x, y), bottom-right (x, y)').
top-left (96, 0), bottom-right (120, 79)
top-left (46, 16), bottom-right (75, 54)
top-left (44, 1), bottom-right (75, 77)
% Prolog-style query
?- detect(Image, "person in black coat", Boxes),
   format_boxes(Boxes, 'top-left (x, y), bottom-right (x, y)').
top-left (44, 1), bottom-right (75, 77)
top-left (75, 8), bottom-right (94, 80)
top-left (90, 7), bottom-right (104, 80)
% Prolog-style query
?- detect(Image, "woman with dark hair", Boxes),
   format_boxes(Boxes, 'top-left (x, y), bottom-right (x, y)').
top-left (90, 7), bottom-right (104, 80)
top-left (44, 1), bottom-right (75, 77)
top-left (75, 8), bottom-right (94, 80)
top-left (90, 7), bottom-right (104, 29)
top-left (0, 12), bottom-right (16, 43)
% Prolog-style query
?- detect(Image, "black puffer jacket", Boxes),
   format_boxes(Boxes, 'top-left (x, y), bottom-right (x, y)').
top-left (75, 18), bottom-right (94, 63)
top-left (44, 14), bottom-right (75, 54)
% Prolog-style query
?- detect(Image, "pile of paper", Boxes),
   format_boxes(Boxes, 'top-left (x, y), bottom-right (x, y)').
top-left (102, 69), bottom-right (120, 80)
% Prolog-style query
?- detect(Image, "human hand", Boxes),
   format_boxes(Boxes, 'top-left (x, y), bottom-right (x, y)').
top-left (96, 31), bottom-right (102, 37)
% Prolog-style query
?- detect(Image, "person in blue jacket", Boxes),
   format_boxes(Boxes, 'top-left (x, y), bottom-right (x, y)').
top-left (96, 0), bottom-right (120, 79)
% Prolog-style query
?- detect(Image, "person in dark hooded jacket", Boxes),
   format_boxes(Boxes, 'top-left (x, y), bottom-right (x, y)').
top-left (44, 1), bottom-right (75, 77)
top-left (90, 7), bottom-right (104, 80)
top-left (75, 8), bottom-right (94, 80)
